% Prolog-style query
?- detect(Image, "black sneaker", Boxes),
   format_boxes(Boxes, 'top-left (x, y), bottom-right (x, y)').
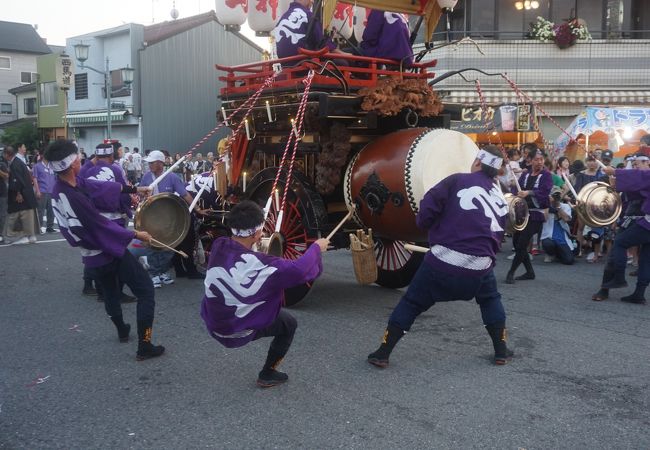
top-left (136, 342), bottom-right (166, 361)
top-left (82, 286), bottom-right (98, 296)
top-left (367, 351), bottom-right (389, 368)
top-left (118, 324), bottom-right (131, 343)
top-left (620, 294), bottom-right (646, 305)
top-left (256, 369), bottom-right (288, 388)
top-left (495, 348), bottom-right (514, 365)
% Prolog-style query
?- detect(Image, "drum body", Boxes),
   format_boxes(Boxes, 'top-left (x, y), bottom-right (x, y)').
top-left (576, 181), bottom-right (621, 227)
top-left (504, 193), bottom-right (529, 233)
top-left (344, 128), bottom-right (479, 242)
top-left (134, 193), bottom-right (191, 249)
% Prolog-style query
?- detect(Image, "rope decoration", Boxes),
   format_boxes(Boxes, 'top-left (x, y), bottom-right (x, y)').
top-left (263, 71), bottom-right (315, 230)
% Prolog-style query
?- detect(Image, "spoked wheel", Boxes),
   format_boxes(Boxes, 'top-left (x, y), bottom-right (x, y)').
top-left (247, 168), bottom-right (326, 307)
top-left (374, 238), bottom-right (424, 289)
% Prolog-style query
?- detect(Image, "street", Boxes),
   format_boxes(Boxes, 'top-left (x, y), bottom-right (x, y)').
top-left (1, 236), bottom-right (649, 449)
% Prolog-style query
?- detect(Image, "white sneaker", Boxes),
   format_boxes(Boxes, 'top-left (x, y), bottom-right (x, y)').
top-left (11, 237), bottom-right (30, 245)
top-left (507, 253), bottom-right (515, 260)
top-left (28, 235), bottom-right (37, 244)
top-left (0, 236), bottom-right (4, 243)
top-left (138, 256), bottom-right (150, 270)
top-left (543, 255), bottom-right (555, 263)
top-left (586, 251), bottom-right (595, 262)
top-left (151, 276), bottom-right (162, 288)
top-left (160, 273), bottom-right (175, 285)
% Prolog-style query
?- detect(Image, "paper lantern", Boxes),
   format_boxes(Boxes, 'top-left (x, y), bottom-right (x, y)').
top-left (353, 6), bottom-right (371, 41)
top-left (329, 2), bottom-right (354, 40)
top-left (248, 0), bottom-right (290, 35)
top-left (216, 0), bottom-right (247, 30)
top-left (437, 0), bottom-right (458, 9)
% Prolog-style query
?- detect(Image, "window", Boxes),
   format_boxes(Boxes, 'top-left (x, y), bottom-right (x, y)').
top-left (74, 73), bottom-right (88, 100)
top-left (21, 72), bottom-right (37, 83)
top-left (0, 56), bottom-right (10, 69)
top-left (24, 98), bottom-right (36, 115)
top-left (0, 103), bottom-right (12, 115)
top-left (40, 82), bottom-right (58, 106)
top-left (109, 69), bottom-right (129, 98)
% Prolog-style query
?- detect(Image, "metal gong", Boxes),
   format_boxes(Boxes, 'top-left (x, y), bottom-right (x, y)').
top-left (504, 193), bottom-right (529, 233)
top-left (134, 193), bottom-right (191, 249)
top-left (575, 181), bottom-right (622, 227)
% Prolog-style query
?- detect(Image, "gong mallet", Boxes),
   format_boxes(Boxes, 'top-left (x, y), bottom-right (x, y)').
top-left (149, 237), bottom-right (189, 258)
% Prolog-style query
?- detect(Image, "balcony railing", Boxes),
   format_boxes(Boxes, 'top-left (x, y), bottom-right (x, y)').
top-left (419, 30), bottom-right (650, 90)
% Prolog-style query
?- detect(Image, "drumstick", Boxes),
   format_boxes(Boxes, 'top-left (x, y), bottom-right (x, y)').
top-left (188, 183), bottom-right (208, 212)
top-left (325, 207), bottom-right (355, 240)
top-left (561, 172), bottom-right (579, 199)
top-left (149, 237), bottom-right (189, 258)
top-left (404, 243), bottom-right (429, 253)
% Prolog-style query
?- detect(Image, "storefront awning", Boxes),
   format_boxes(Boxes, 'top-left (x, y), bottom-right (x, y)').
top-left (442, 90), bottom-right (650, 105)
top-left (65, 110), bottom-right (128, 124)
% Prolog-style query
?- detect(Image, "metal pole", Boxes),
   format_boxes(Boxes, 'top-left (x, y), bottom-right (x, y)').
top-left (106, 57), bottom-right (112, 139)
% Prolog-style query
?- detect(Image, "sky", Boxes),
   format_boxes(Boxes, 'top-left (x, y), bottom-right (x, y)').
top-left (3, 0), bottom-right (269, 48)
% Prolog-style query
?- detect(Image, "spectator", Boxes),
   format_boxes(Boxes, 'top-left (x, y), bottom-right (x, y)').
top-left (32, 151), bottom-right (57, 233)
top-left (601, 149), bottom-right (614, 167)
top-left (132, 147), bottom-right (142, 182)
top-left (16, 143), bottom-right (28, 165)
top-left (3, 146), bottom-right (38, 244)
top-left (556, 156), bottom-right (570, 178)
top-left (569, 159), bottom-right (585, 175)
top-left (541, 186), bottom-right (575, 265)
top-left (0, 150), bottom-right (8, 243)
top-left (172, 153), bottom-right (185, 181)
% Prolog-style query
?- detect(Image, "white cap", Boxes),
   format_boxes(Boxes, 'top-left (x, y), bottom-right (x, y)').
top-left (144, 150), bottom-right (165, 163)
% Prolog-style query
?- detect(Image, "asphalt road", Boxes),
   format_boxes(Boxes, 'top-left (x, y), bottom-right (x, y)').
top-left (1, 235), bottom-right (649, 449)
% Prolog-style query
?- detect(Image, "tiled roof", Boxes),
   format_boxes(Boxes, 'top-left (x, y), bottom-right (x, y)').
top-left (0, 20), bottom-right (51, 54)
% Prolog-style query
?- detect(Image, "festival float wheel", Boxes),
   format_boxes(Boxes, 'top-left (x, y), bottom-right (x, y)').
top-left (374, 238), bottom-right (424, 289)
top-left (247, 168), bottom-right (326, 307)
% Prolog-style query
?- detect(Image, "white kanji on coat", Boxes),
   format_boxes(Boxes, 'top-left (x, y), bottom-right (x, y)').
top-left (457, 185), bottom-right (508, 232)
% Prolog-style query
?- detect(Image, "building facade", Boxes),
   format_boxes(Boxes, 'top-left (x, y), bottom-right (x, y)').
top-left (421, 0), bottom-right (650, 146)
top-left (0, 20), bottom-right (50, 126)
top-left (66, 24), bottom-right (144, 149)
top-left (36, 52), bottom-right (68, 142)
top-left (139, 11), bottom-right (263, 153)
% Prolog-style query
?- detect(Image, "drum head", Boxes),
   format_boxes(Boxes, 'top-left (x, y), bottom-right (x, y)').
top-left (580, 182), bottom-right (622, 227)
top-left (135, 193), bottom-right (191, 249)
top-left (407, 129), bottom-right (479, 212)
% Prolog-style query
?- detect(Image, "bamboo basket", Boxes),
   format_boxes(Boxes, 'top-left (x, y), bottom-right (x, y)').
top-left (350, 229), bottom-right (377, 285)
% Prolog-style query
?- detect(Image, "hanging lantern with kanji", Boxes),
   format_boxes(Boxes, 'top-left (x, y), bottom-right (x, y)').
top-left (215, 0), bottom-right (248, 31)
top-left (353, 6), bottom-right (371, 41)
top-left (248, 0), bottom-right (291, 36)
top-left (328, 2), bottom-right (354, 40)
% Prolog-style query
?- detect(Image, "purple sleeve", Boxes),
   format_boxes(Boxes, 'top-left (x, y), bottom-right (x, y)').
top-left (267, 243), bottom-right (323, 288)
top-left (360, 10), bottom-right (382, 54)
top-left (310, 16), bottom-right (336, 51)
top-left (173, 174), bottom-right (188, 196)
top-left (416, 175), bottom-right (454, 230)
top-left (615, 169), bottom-right (650, 193)
top-left (65, 188), bottom-right (135, 257)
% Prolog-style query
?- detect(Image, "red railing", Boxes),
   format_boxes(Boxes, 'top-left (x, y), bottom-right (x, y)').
top-left (216, 47), bottom-right (438, 96)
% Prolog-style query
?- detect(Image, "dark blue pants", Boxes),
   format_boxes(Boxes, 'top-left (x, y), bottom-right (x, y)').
top-left (541, 238), bottom-right (575, 265)
top-left (88, 250), bottom-right (155, 321)
top-left (609, 222), bottom-right (650, 273)
top-left (389, 264), bottom-right (506, 331)
top-left (253, 309), bottom-right (297, 357)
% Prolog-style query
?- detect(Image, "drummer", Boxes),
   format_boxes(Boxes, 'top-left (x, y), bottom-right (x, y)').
top-left (186, 158), bottom-right (225, 213)
top-left (44, 139), bottom-right (165, 361)
top-left (201, 200), bottom-right (329, 387)
top-left (366, 144), bottom-right (514, 368)
top-left (139, 150), bottom-right (203, 280)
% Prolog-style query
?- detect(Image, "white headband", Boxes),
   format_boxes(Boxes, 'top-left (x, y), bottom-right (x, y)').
top-left (476, 149), bottom-right (504, 169)
top-left (95, 146), bottom-right (113, 156)
top-left (231, 224), bottom-right (264, 237)
top-left (48, 152), bottom-right (79, 172)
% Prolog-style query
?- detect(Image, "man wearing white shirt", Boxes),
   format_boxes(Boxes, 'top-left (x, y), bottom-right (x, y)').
top-left (541, 186), bottom-right (575, 265)
top-left (132, 148), bottom-right (142, 182)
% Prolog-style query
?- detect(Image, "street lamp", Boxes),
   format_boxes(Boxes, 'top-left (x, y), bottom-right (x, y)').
top-left (73, 41), bottom-right (134, 139)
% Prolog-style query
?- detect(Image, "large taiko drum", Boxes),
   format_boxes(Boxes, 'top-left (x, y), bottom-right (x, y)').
top-left (134, 193), bottom-right (191, 249)
top-left (344, 128), bottom-right (479, 242)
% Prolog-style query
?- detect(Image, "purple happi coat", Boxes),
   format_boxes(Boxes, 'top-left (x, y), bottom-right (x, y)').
top-left (418, 171), bottom-right (507, 277)
top-left (517, 169), bottom-right (553, 222)
top-left (615, 169), bottom-right (650, 231)
top-left (84, 159), bottom-right (132, 224)
top-left (361, 10), bottom-right (413, 65)
top-left (273, 2), bottom-right (336, 59)
top-left (52, 177), bottom-right (135, 268)
top-left (201, 237), bottom-right (322, 348)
